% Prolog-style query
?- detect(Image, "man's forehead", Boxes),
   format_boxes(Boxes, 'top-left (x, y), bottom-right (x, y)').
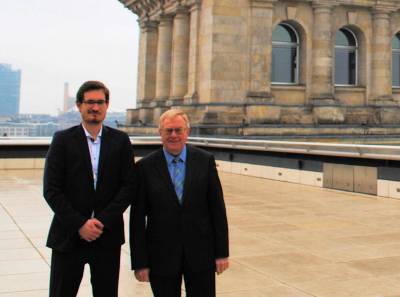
top-left (162, 116), bottom-right (186, 126)
top-left (84, 89), bottom-right (106, 98)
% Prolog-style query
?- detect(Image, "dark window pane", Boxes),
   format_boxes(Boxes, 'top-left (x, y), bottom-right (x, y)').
top-left (336, 29), bottom-right (356, 47)
top-left (348, 51), bottom-right (356, 85)
top-left (272, 46), bottom-right (297, 83)
top-left (336, 30), bottom-right (348, 46)
top-left (335, 49), bottom-right (356, 85)
top-left (335, 50), bottom-right (349, 84)
top-left (272, 24), bottom-right (297, 43)
top-left (285, 25), bottom-right (297, 43)
top-left (392, 33), bottom-right (400, 50)
top-left (393, 52), bottom-right (400, 86)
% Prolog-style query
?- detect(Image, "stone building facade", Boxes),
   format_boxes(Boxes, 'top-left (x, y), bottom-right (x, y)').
top-left (119, 0), bottom-right (400, 138)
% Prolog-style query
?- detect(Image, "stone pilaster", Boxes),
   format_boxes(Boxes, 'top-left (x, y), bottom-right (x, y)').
top-left (155, 14), bottom-right (173, 101)
top-left (370, 7), bottom-right (394, 105)
top-left (185, 1), bottom-right (201, 103)
top-left (247, 0), bottom-right (276, 102)
top-left (170, 5), bottom-right (190, 103)
top-left (137, 19), bottom-right (158, 107)
top-left (310, 1), bottom-right (335, 105)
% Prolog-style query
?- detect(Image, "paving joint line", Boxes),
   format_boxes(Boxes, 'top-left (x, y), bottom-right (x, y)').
top-left (0, 201), bottom-right (50, 267)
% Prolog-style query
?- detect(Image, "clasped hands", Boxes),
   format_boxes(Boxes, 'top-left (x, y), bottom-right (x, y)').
top-left (78, 218), bottom-right (104, 242)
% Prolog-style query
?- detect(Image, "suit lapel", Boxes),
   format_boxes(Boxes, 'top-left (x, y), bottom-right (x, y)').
top-left (182, 145), bottom-right (197, 207)
top-left (74, 125), bottom-right (94, 186)
top-left (97, 126), bottom-right (109, 188)
top-left (154, 149), bottom-right (181, 207)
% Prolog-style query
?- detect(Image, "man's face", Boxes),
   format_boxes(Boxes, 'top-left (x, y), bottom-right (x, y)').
top-left (159, 116), bottom-right (190, 155)
top-left (77, 89), bottom-right (109, 125)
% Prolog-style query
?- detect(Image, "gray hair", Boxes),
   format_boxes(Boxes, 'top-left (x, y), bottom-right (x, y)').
top-left (158, 109), bottom-right (191, 129)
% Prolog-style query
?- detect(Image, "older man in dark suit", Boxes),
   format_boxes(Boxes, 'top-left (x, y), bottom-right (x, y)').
top-left (43, 81), bottom-right (135, 297)
top-left (130, 109), bottom-right (229, 297)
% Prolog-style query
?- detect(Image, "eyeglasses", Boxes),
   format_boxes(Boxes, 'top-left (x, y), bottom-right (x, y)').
top-left (82, 99), bottom-right (107, 106)
top-left (162, 128), bottom-right (186, 135)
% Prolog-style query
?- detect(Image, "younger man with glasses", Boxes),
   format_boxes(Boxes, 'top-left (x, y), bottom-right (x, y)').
top-left (130, 109), bottom-right (229, 297)
top-left (44, 80), bottom-right (135, 297)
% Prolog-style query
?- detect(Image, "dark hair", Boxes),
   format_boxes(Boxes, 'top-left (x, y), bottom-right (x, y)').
top-left (76, 80), bottom-right (110, 103)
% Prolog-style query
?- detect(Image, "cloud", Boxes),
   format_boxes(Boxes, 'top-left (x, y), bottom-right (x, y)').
top-left (0, 0), bottom-right (139, 115)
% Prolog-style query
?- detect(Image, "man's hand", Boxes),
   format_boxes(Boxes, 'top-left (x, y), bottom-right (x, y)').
top-left (216, 258), bottom-right (229, 275)
top-left (134, 268), bottom-right (150, 282)
top-left (78, 218), bottom-right (104, 242)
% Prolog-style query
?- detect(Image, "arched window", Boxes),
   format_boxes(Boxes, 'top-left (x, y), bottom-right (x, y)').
top-left (335, 28), bottom-right (358, 86)
top-left (392, 33), bottom-right (400, 87)
top-left (272, 23), bottom-right (299, 84)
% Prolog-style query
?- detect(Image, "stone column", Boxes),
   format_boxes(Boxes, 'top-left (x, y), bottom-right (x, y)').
top-left (311, 1), bottom-right (345, 124)
top-left (184, 1), bottom-right (201, 103)
top-left (370, 7), bottom-right (394, 104)
top-left (310, 2), bottom-right (335, 104)
top-left (247, 0), bottom-right (276, 102)
top-left (170, 6), bottom-right (190, 103)
top-left (137, 19), bottom-right (158, 107)
top-left (155, 15), bottom-right (173, 102)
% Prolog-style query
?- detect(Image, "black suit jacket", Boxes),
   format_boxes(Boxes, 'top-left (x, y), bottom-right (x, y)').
top-left (130, 145), bottom-right (229, 276)
top-left (43, 125), bottom-right (135, 252)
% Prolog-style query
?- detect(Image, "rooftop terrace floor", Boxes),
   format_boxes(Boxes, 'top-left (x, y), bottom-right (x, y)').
top-left (2, 169), bottom-right (400, 296)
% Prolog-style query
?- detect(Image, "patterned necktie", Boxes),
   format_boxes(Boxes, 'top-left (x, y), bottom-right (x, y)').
top-left (172, 157), bottom-right (184, 204)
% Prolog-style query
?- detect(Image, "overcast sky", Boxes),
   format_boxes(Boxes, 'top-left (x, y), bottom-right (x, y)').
top-left (0, 0), bottom-right (139, 115)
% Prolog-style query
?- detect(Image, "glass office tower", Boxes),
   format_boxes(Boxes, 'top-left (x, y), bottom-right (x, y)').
top-left (0, 64), bottom-right (21, 116)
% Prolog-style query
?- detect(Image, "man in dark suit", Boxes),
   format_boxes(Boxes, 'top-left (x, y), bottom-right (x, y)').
top-left (43, 80), bottom-right (135, 297)
top-left (130, 109), bottom-right (229, 297)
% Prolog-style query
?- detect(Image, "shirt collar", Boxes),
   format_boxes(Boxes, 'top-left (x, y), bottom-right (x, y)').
top-left (82, 124), bottom-right (102, 141)
top-left (163, 145), bottom-right (187, 164)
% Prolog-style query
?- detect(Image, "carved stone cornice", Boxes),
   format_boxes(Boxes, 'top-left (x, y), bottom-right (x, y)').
top-left (158, 12), bottom-right (173, 20)
top-left (185, 0), bottom-right (201, 7)
top-left (372, 3), bottom-right (398, 17)
top-left (374, 0), bottom-right (399, 12)
top-left (250, 0), bottom-right (277, 9)
top-left (120, 0), bottom-right (164, 17)
top-left (372, 10), bottom-right (391, 20)
top-left (312, 0), bottom-right (337, 11)
top-left (138, 19), bottom-right (158, 32)
top-left (174, 3), bottom-right (189, 15)
top-left (188, 0), bottom-right (201, 12)
top-left (119, 0), bottom-right (203, 17)
top-left (157, 13), bottom-right (173, 25)
top-left (334, 0), bottom-right (400, 10)
top-left (119, 0), bottom-right (400, 17)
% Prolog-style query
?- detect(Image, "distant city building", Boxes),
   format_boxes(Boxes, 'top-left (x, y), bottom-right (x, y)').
top-left (0, 108), bottom-right (125, 137)
top-left (0, 64), bottom-right (21, 116)
top-left (0, 122), bottom-right (59, 137)
top-left (63, 82), bottom-right (76, 113)
top-left (0, 122), bottom-right (33, 137)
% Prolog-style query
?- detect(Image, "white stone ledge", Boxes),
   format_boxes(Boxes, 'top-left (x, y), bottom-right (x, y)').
top-left (215, 160), bottom-right (323, 188)
top-left (377, 179), bottom-right (400, 199)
